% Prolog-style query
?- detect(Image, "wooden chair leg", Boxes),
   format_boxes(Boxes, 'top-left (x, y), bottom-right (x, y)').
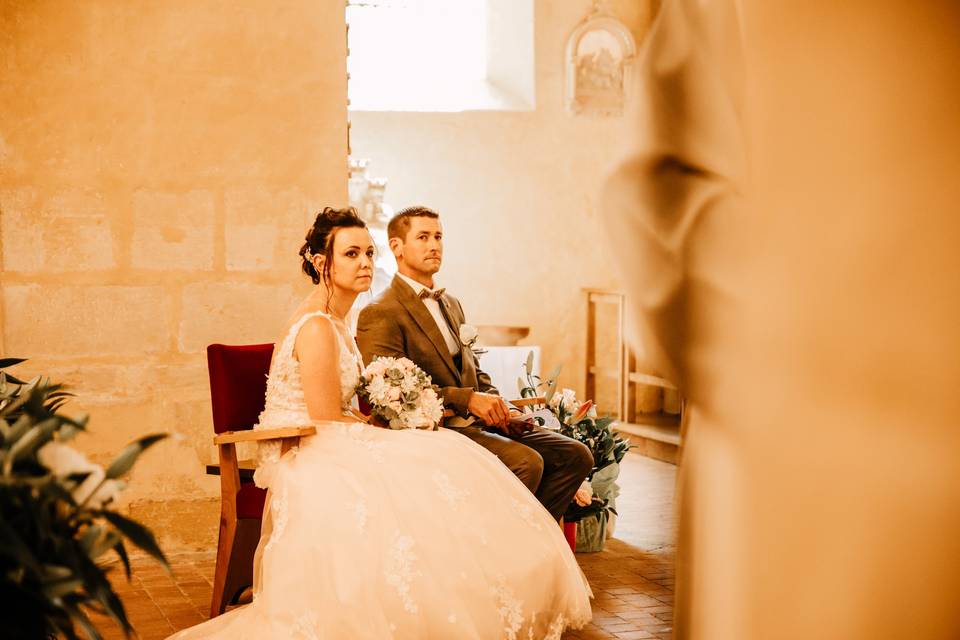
top-left (223, 518), bottom-right (262, 606)
top-left (211, 515), bottom-right (237, 617)
top-left (211, 516), bottom-right (263, 617)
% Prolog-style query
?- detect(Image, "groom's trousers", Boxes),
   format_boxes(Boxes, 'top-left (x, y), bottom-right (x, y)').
top-left (455, 425), bottom-right (593, 521)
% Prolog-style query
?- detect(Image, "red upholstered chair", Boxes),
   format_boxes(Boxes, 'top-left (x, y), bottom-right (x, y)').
top-left (206, 343), bottom-right (315, 617)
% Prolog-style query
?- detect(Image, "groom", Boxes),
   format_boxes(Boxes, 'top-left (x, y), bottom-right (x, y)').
top-left (356, 206), bottom-right (593, 521)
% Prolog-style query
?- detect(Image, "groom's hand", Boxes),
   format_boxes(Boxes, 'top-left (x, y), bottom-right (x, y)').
top-left (467, 392), bottom-right (510, 430)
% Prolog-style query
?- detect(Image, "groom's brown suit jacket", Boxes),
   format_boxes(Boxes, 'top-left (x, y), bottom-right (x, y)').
top-left (355, 275), bottom-right (497, 417)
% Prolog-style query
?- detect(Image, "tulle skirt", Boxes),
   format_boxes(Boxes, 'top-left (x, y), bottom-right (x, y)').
top-left (169, 422), bottom-right (592, 639)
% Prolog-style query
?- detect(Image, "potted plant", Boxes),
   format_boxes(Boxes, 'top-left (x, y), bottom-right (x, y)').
top-left (516, 353), bottom-right (630, 552)
top-left (0, 358), bottom-right (168, 639)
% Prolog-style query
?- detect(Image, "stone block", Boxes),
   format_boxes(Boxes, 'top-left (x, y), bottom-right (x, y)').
top-left (66, 398), bottom-right (172, 460)
top-left (178, 282), bottom-right (298, 353)
top-left (131, 190), bottom-right (215, 270)
top-left (2, 284), bottom-right (169, 357)
top-left (1, 187), bottom-right (114, 272)
top-left (225, 186), bottom-right (308, 271)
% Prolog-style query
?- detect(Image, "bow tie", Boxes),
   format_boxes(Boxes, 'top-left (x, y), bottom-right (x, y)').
top-left (418, 288), bottom-right (445, 301)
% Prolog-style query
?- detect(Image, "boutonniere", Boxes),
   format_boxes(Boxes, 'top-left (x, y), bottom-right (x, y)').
top-left (459, 324), bottom-right (486, 356)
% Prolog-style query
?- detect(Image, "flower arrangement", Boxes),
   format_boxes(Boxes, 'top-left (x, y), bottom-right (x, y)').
top-left (0, 358), bottom-right (168, 639)
top-left (357, 356), bottom-right (445, 430)
top-left (517, 352), bottom-right (630, 551)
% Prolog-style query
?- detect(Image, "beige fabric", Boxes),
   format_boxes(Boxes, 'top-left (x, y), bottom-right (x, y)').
top-left (605, 1), bottom-right (960, 638)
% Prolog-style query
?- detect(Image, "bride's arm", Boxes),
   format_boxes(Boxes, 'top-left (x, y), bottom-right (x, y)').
top-left (296, 316), bottom-right (361, 423)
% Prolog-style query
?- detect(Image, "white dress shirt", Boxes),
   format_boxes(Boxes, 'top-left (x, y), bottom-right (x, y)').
top-left (397, 273), bottom-right (460, 356)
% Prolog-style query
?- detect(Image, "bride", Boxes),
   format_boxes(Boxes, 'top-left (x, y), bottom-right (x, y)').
top-left (169, 208), bottom-right (592, 639)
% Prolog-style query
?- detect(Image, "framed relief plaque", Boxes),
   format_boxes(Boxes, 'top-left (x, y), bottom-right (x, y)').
top-left (565, 7), bottom-right (637, 116)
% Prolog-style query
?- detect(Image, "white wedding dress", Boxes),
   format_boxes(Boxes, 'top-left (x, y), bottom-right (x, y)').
top-left (170, 311), bottom-right (592, 640)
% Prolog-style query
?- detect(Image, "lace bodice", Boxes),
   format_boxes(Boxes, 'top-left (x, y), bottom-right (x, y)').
top-left (253, 310), bottom-right (362, 487)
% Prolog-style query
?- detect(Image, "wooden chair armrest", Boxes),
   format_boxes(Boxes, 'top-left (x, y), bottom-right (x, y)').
top-left (213, 426), bottom-right (316, 445)
top-left (509, 396), bottom-right (546, 409)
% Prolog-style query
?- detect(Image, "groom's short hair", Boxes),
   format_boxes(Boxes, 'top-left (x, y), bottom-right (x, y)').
top-left (388, 206), bottom-right (440, 241)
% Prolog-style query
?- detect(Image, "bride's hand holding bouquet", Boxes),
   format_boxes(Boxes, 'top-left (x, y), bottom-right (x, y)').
top-left (357, 356), bottom-right (444, 430)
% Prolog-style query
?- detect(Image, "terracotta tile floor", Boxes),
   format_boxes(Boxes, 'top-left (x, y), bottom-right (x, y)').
top-left (93, 452), bottom-right (676, 639)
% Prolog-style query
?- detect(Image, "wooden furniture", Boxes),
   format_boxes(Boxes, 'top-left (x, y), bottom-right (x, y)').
top-left (584, 289), bottom-right (627, 420)
top-left (205, 343), bottom-right (316, 618)
top-left (584, 288), bottom-right (683, 432)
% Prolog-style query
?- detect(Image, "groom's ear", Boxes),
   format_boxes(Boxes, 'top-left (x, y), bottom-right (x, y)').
top-left (388, 236), bottom-right (403, 259)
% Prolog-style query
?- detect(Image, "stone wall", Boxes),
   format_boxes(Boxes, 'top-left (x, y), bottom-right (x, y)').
top-left (0, 0), bottom-right (347, 549)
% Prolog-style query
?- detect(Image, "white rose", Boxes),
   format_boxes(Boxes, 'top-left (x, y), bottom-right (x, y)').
top-left (400, 373), bottom-right (419, 393)
top-left (366, 376), bottom-right (390, 404)
top-left (420, 389), bottom-right (443, 423)
top-left (37, 442), bottom-right (122, 508)
top-left (459, 324), bottom-right (479, 345)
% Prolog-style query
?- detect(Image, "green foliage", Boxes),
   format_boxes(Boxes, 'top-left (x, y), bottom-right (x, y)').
top-left (516, 353), bottom-right (631, 528)
top-left (0, 359), bottom-right (169, 639)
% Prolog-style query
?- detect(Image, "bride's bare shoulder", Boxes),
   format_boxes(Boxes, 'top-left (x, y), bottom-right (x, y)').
top-left (291, 313), bottom-right (339, 363)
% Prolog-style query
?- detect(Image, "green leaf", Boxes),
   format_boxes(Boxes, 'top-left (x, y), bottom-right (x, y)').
top-left (524, 351), bottom-right (534, 376)
top-left (63, 602), bottom-right (103, 640)
top-left (2, 372), bottom-right (26, 385)
top-left (43, 577), bottom-right (84, 599)
top-left (0, 357), bottom-right (27, 369)
top-left (104, 433), bottom-right (167, 479)
top-left (101, 510), bottom-right (169, 571)
top-left (4, 417), bottom-right (59, 475)
top-left (543, 379), bottom-right (558, 406)
top-left (90, 530), bottom-right (123, 561)
top-left (0, 519), bottom-right (43, 575)
top-left (80, 524), bottom-right (104, 555)
top-left (113, 540), bottom-right (132, 580)
top-left (58, 424), bottom-right (80, 442)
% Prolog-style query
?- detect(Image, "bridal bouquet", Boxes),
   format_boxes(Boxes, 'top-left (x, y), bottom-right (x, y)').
top-left (357, 356), bottom-right (444, 430)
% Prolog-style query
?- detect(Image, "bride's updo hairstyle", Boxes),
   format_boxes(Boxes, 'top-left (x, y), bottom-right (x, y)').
top-left (299, 207), bottom-right (367, 286)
